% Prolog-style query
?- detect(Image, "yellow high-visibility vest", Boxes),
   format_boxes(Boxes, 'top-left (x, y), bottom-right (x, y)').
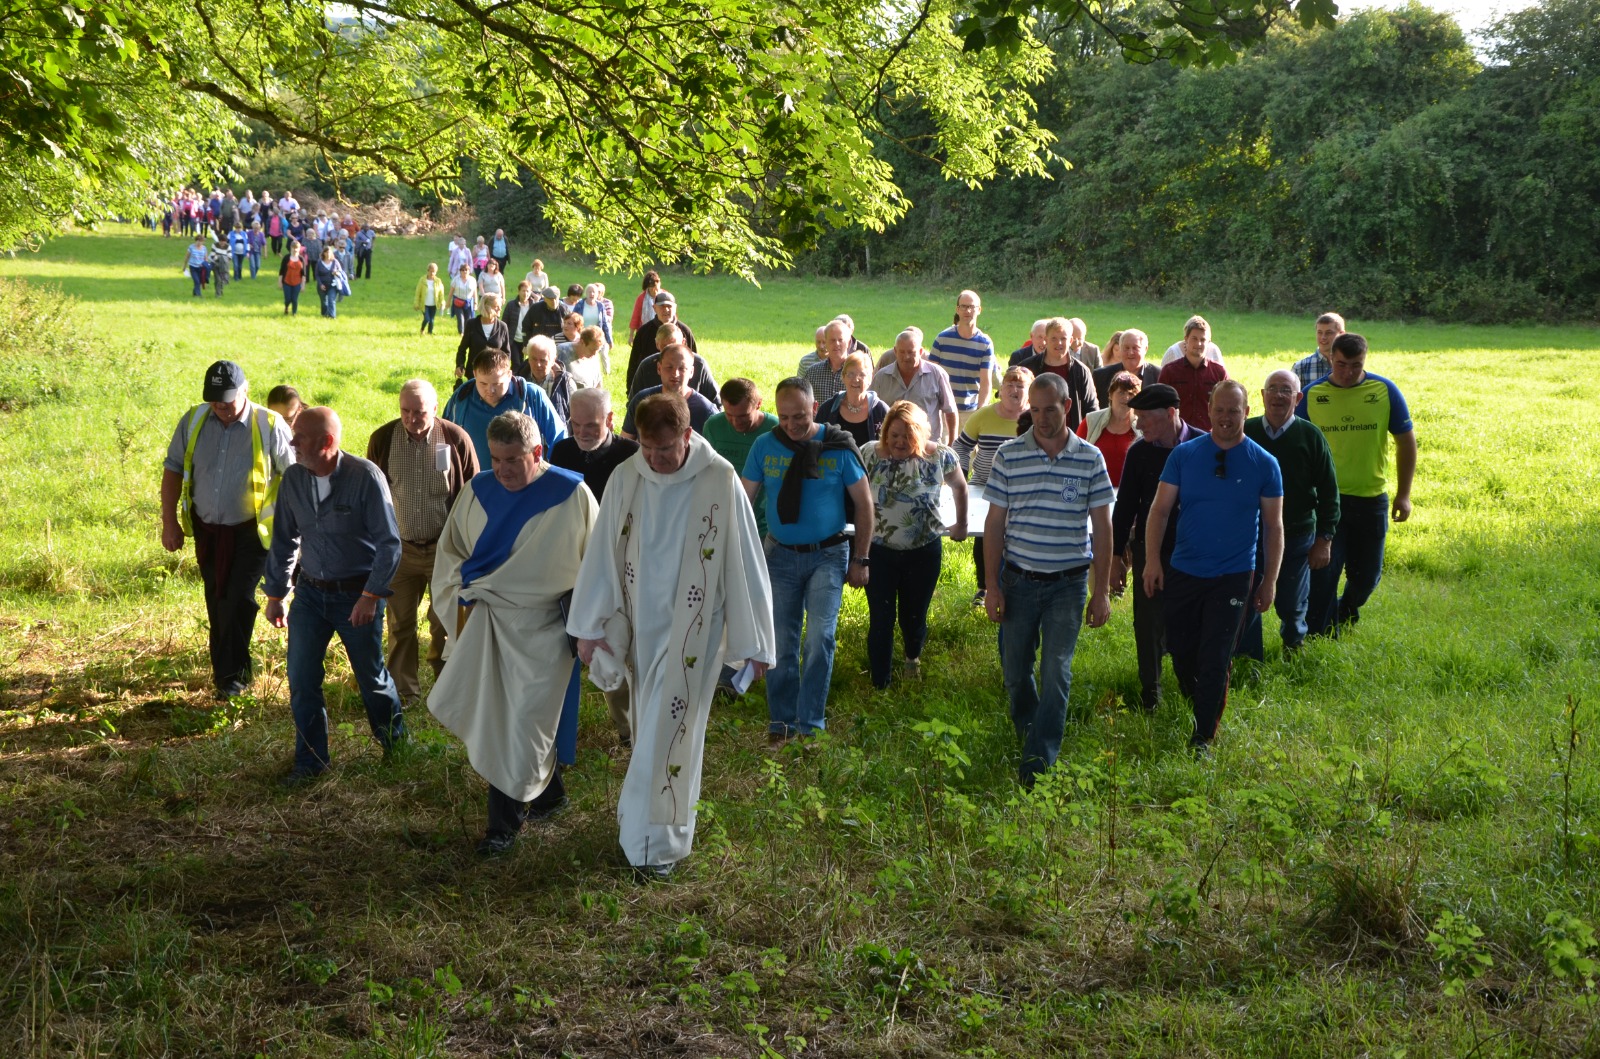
top-left (178, 404), bottom-right (284, 548)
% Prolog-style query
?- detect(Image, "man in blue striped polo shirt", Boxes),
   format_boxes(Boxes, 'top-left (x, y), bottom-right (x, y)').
top-left (929, 289), bottom-right (996, 432)
top-left (982, 372), bottom-right (1115, 787)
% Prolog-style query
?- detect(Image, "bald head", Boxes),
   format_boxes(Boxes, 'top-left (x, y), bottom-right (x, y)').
top-left (299, 406), bottom-right (340, 441)
top-left (1260, 368), bottom-right (1301, 428)
top-left (290, 406), bottom-right (342, 473)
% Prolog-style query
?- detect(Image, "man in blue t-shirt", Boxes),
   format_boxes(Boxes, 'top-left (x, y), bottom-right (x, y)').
top-left (1142, 381), bottom-right (1284, 752)
top-left (740, 377), bottom-right (874, 744)
top-left (442, 349), bottom-right (567, 468)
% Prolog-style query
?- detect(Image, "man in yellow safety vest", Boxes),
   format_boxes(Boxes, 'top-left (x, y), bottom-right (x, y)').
top-left (161, 360), bottom-right (293, 700)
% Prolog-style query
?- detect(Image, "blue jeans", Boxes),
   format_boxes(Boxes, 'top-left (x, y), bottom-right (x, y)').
top-left (286, 582), bottom-right (406, 772)
top-left (420, 305), bottom-right (437, 334)
top-left (999, 564), bottom-right (1088, 786)
top-left (1238, 529), bottom-right (1315, 659)
top-left (764, 540), bottom-right (848, 736)
top-left (247, 250), bottom-right (261, 278)
top-left (190, 265), bottom-right (206, 296)
top-left (320, 287), bottom-right (339, 318)
top-left (1308, 494), bottom-right (1387, 636)
top-left (232, 252), bottom-right (246, 279)
top-left (283, 282), bottom-right (302, 314)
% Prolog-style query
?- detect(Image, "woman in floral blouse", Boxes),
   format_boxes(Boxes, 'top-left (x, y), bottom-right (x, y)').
top-left (859, 402), bottom-right (969, 689)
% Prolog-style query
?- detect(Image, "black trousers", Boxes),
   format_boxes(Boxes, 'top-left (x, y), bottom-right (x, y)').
top-left (198, 521), bottom-right (268, 693)
top-left (1130, 546), bottom-right (1168, 710)
top-left (486, 766), bottom-right (565, 837)
top-left (355, 249), bottom-right (372, 278)
top-left (864, 539), bottom-right (942, 688)
top-left (1163, 567), bottom-right (1253, 746)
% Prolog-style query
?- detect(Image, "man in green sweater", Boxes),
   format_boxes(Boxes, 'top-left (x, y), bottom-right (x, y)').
top-left (702, 377), bottom-right (778, 538)
top-left (1239, 369), bottom-right (1340, 658)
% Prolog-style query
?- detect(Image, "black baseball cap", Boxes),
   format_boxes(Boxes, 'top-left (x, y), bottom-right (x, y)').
top-left (1127, 383), bottom-right (1180, 410)
top-left (203, 360), bottom-right (246, 402)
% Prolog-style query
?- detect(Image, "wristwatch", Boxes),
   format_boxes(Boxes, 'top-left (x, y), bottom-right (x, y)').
top-left (851, 557), bottom-right (871, 567)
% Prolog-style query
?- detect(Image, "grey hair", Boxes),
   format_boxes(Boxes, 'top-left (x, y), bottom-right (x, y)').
top-left (524, 334), bottom-right (558, 361)
top-left (486, 411), bottom-right (542, 453)
top-left (398, 378), bottom-right (437, 407)
top-left (897, 326), bottom-right (923, 349)
top-left (569, 387), bottom-right (611, 415)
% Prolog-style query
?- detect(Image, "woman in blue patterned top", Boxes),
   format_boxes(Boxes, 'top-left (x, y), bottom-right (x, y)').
top-left (859, 402), bottom-right (969, 689)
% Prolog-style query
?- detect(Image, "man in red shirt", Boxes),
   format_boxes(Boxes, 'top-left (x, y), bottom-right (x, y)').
top-left (1157, 322), bottom-right (1228, 430)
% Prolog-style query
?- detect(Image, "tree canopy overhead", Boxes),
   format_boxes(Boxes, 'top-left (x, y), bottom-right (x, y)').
top-left (1, 0), bottom-right (1336, 271)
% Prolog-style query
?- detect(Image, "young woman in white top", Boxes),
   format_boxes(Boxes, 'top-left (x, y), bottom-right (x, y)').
top-left (524, 257), bottom-right (550, 292)
top-left (450, 264), bottom-right (477, 334)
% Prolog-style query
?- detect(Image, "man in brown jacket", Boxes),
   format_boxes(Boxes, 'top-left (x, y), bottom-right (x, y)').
top-left (366, 379), bottom-right (480, 705)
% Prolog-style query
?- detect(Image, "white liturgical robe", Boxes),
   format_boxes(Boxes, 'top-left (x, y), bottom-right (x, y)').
top-left (568, 434), bottom-right (775, 867)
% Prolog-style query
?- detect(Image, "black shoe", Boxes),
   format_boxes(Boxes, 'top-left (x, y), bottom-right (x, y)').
top-left (476, 832), bottom-right (518, 857)
top-left (279, 766), bottom-right (325, 789)
top-left (524, 794), bottom-right (569, 822)
top-left (214, 683), bottom-right (247, 702)
top-left (632, 863), bottom-right (674, 884)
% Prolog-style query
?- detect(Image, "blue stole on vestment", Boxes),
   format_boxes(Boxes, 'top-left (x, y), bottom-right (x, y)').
top-left (459, 466), bottom-right (583, 591)
top-left (459, 465), bottom-right (585, 766)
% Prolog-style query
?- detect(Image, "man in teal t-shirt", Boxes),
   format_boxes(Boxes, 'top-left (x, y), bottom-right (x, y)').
top-left (1297, 332), bottom-right (1417, 636)
top-left (740, 378), bottom-right (874, 744)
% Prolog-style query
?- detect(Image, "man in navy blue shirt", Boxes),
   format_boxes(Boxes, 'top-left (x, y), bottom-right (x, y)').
top-left (264, 407), bottom-right (407, 786)
top-left (1142, 381), bottom-right (1284, 752)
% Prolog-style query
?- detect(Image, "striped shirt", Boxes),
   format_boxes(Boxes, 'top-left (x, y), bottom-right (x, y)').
top-left (984, 429), bottom-right (1113, 573)
top-left (953, 402), bottom-right (1023, 489)
top-left (929, 326), bottom-right (995, 411)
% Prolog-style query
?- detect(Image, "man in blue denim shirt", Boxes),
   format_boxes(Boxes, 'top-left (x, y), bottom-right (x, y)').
top-left (264, 407), bottom-right (406, 786)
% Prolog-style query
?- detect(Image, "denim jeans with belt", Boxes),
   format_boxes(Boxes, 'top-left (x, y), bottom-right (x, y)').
top-left (764, 540), bottom-right (848, 736)
top-left (287, 581), bottom-right (406, 772)
top-left (1308, 493), bottom-right (1388, 636)
top-left (999, 564), bottom-right (1088, 786)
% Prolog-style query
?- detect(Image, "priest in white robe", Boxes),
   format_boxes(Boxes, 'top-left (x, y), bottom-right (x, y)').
top-left (568, 393), bottom-right (776, 881)
top-left (430, 411), bottom-right (598, 855)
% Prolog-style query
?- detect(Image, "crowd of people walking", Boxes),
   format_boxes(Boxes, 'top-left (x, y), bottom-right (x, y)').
top-left (160, 214), bottom-right (1419, 878)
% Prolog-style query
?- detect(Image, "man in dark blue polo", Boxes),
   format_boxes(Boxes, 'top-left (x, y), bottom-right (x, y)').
top-left (1142, 381), bottom-right (1283, 752)
top-left (264, 407), bottom-right (406, 786)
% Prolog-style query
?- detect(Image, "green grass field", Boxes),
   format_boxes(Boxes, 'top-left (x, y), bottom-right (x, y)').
top-left (2, 227), bottom-right (1599, 1056)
